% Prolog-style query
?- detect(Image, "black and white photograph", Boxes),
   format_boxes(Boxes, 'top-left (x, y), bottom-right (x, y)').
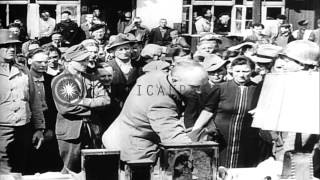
top-left (0, 0), bottom-right (319, 179)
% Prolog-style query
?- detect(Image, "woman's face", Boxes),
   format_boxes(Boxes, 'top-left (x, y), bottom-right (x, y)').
top-left (232, 64), bottom-right (252, 85)
top-left (208, 67), bottom-right (227, 84)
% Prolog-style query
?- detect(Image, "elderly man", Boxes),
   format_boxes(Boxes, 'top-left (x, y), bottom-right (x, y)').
top-left (105, 34), bottom-right (141, 120)
top-left (102, 60), bottom-right (208, 162)
top-left (52, 44), bottom-right (110, 173)
top-left (148, 18), bottom-right (173, 46)
top-left (0, 29), bottom-right (45, 174)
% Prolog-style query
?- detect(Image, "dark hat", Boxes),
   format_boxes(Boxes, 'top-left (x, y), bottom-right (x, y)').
top-left (62, 44), bottom-right (91, 62)
top-left (0, 29), bottom-right (21, 45)
top-left (89, 23), bottom-right (105, 32)
top-left (298, 20), bottom-right (308, 26)
top-left (276, 14), bottom-right (287, 20)
top-left (251, 44), bottom-right (283, 63)
top-left (105, 34), bottom-right (133, 52)
top-left (280, 24), bottom-right (291, 28)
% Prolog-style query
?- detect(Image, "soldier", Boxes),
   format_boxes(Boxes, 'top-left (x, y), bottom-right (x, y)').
top-left (52, 44), bottom-right (110, 173)
top-left (0, 29), bottom-right (45, 174)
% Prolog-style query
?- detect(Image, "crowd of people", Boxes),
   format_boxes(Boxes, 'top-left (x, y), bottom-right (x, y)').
top-left (0, 9), bottom-right (319, 179)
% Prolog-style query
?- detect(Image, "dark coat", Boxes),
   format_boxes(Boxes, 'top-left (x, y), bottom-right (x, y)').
top-left (102, 71), bottom-right (191, 162)
top-left (106, 59), bottom-right (141, 119)
top-left (148, 27), bottom-right (172, 46)
top-left (54, 20), bottom-right (84, 47)
top-left (52, 70), bottom-right (110, 140)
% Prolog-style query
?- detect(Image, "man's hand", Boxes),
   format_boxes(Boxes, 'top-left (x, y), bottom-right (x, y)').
top-left (32, 130), bottom-right (44, 149)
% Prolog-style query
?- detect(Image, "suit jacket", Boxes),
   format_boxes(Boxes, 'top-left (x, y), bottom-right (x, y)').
top-left (52, 70), bottom-right (110, 140)
top-left (54, 20), bottom-right (84, 47)
top-left (148, 26), bottom-right (172, 46)
top-left (102, 71), bottom-right (191, 162)
top-left (107, 60), bottom-right (141, 111)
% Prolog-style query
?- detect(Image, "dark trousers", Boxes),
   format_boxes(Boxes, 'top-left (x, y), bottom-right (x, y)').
top-left (26, 133), bottom-right (63, 174)
top-left (0, 124), bottom-right (32, 174)
top-left (58, 121), bottom-right (103, 173)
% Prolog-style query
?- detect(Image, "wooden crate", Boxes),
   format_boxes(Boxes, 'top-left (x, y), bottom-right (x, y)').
top-left (81, 149), bottom-right (120, 180)
top-left (158, 142), bottom-right (219, 180)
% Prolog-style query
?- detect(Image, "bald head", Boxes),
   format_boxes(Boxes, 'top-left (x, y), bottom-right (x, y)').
top-left (170, 60), bottom-right (208, 96)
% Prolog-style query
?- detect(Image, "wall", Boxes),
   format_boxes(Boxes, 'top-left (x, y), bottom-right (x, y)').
top-left (286, 0), bottom-right (320, 30)
top-left (136, 0), bottom-right (183, 29)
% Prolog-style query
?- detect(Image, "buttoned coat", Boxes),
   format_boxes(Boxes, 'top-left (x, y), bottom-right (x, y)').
top-left (52, 70), bottom-right (110, 140)
top-left (106, 59), bottom-right (141, 119)
top-left (148, 27), bottom-right (172, 46)
top-left (102, 71), bottom-right (191, 162)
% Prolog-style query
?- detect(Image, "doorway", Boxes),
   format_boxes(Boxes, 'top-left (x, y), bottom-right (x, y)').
top-left (9, 4), bottom-right (27, 26)
top-left (39, 5), bottom-right (57, 20)
top-left (0, 4), bottom-right (6, 27)
top-left (82, 0), bottom-right (133, 35)
top-left (214, 6), bottom-right (232, 33)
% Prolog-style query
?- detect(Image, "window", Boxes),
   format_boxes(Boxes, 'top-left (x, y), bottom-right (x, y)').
top-left (245, 7), bottom-right (253, 29)
top-left (182, 6), bottom-right (191, 33)
top-left (183, 0), bottom-right (191, 5)
top-left (266, 7), bottom-right (282, 20)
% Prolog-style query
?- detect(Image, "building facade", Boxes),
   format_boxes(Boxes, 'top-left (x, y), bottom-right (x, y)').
top-left (0, 0), bottom-right (319, 36)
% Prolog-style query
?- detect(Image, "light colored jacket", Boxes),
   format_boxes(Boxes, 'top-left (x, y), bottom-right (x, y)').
top-left (102, 71), bottom-right (191, 162)
top-left (0, 62), bottom-right (45, 129)
top-left (195, 16), bottom-right (211, 34)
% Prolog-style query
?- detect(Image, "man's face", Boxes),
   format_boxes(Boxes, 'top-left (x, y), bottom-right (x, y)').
top-left (93, 9), bottom-right (101, 17)
top-left (0, 44), bottom-right (17, 62)
top-left (52, 34), bottom-right (62, 45)
top-left (253, 26), bottom-right (263, 35)
top-left (280, 27), bottom-right (289, 34)
top-left (97, 66), bottom-right (113, 86)
top-left (48, 51), bottom-right (60, 69)
top-left (61, 13), bottom-right (70, 21)
top-left (9, 27), bottom-right (20, 36)
top-left (30, 52), bottom-right (49, 73)
top-left (159, 20), bottom-right (167, 28)
top-left (208, 67), bottom-right (227, 84)
top-left (170, 31), bottom-right (179, 39)
top-left (197, 41), bottom-right (217, 54)
top-left (277, 18), bottom-right (285, 25)
top-left (92, 28), bottom-right (105, 40)
top-left (131, 43), bottom-right (142, 60)
top-left (86, 14), bottom-right (94, 24)
top-left (114, 44), bottom-right (131, 61)
top-left (41, 12), bottom-right (50, 21)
